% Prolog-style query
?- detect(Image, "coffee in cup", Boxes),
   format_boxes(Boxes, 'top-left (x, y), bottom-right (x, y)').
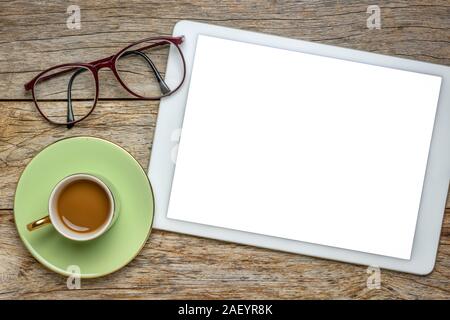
top-left (27, 173), bottom-right (117, 241)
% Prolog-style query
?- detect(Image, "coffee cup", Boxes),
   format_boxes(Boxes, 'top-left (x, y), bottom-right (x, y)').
top-left (27, 173), bottom-right (117, 241)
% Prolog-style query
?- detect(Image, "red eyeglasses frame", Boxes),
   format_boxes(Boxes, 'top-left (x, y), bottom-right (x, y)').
top-left (24, 36), bottom-right (186, 126)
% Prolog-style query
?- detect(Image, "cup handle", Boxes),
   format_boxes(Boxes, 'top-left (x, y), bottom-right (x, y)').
top-left (27, 215), bottom-right (51, 231)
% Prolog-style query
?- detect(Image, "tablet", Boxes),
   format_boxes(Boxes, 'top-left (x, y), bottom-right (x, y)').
top-left (149, 20), bottom-right (450, 274)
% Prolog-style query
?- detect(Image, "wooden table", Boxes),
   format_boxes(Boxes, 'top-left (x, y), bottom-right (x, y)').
top-left (0, 0), bottom-right (449, 299)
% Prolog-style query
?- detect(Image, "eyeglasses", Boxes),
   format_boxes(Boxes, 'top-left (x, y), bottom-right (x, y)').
top-left (24, 36), bottom-right (186, 128)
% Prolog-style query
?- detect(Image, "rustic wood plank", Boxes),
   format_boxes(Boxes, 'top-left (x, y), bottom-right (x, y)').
top-left (2, 100), bottom-right (449, 210)
top-left (0, 208), bottom-right (448, 299)
top-left (1, 0), bottom-right (449, 99)
top-left (0, 100), bottom-right (157, 209)
top-left (1, 0), bottom-right (449, 300)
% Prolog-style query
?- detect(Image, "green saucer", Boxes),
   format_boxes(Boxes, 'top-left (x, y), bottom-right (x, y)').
top-left (14, 137), bottom-right (154, 278)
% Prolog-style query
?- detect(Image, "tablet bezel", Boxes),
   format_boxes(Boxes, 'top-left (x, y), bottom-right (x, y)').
top-left (149, 20), bottom-right (450, 275)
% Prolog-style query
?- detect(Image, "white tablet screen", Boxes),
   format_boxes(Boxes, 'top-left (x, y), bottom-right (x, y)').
top-left (167, 35), bottom-right (442, 259)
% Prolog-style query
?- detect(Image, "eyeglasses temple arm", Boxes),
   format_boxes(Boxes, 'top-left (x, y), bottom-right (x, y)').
top-left (66, 68), bottom-right (87, 129)
top-left (63, 49), bottom-right (169, 129)
top-left (121, 50), bottom-right (170, 94)
top-left (130, 36), bottom-right (183, 55)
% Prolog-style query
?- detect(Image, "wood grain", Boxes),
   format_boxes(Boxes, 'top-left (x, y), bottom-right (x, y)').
top-left (0, 99), bottom-right (449, 299)
top-left (0, 209), bottom-right (448, 299)
top-left (1, 0), bottom-right (449, 99)
top-left (0, 0), bottom-right (449, 299)
top-left (0, 101), bottom-right (158, 210)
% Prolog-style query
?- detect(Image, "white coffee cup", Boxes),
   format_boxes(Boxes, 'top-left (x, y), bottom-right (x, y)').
top-left (27, 173), bottom-right (117, 241)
